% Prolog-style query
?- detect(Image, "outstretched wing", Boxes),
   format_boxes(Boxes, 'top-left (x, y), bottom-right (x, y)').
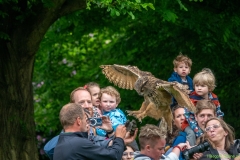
top-left (100, 64), bottom-right (153, 90)
top-left (156, 82), bottom-right (196, 112)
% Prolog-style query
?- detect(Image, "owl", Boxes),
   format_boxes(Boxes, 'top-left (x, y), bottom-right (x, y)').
top-left (100, 64), bottom-right (195, 133)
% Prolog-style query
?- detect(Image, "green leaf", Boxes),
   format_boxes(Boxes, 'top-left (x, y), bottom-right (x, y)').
top-left (110, 8), bottom-right (115, 16)
top-left (128, 11), bottom-right (135, 19)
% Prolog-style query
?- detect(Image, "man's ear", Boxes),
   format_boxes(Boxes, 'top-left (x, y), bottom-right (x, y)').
top-left (146, 145), bottom-right (151, 151)
top-left (194, 114), bottom-right (198, 122)
top-left (77, 117), bottom-right (81, 126)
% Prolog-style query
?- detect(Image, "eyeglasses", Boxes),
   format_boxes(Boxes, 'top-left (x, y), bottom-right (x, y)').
top-left (122, 152), bottom-right (134, 157)
top-left (205, 124), bottom-right (221, 132)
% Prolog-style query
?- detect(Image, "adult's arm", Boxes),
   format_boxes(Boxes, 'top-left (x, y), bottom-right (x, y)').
top-left (78, 137), bottom-right (125, 160)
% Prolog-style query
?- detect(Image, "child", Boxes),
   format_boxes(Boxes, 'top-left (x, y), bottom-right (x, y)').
top-left (189, 68), bottom-right (224, 118)
top-left (184, 68), bottom-right (224, 143)
top-left (96, 86), bottom-right (127, 137)
top-left (168, 53), bottom-right (196, 146)
top-left (168, 53), bottom-right (194, 97)
top-left (84, 82), bottom-right (102, 118)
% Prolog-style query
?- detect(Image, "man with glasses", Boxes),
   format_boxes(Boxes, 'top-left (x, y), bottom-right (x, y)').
top-left (54, 103), bottom-right (137, 160)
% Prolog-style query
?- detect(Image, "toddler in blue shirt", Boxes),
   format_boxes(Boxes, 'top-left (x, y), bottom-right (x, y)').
top-left (96, 86), bottom-right (127, 136)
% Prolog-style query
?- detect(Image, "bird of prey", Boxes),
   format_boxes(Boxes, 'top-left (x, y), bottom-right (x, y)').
top-left (100, 64), bottom-right (195, 133)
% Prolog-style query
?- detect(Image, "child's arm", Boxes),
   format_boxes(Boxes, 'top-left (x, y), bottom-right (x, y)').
top-left (210, 93), bottom-right (224, 118)
top-left (216, 105), bottom-right (224, 118)
top-left (184, 126), bottom-right (196, 146)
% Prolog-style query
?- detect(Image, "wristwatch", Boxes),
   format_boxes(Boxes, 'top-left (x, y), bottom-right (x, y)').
top-left (107, 128), bottom-right (114, 134)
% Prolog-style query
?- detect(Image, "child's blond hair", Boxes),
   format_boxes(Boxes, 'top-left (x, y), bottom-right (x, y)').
top-left (99, 86), bottom-right (121, 104)
top-left (193, 68), bottom-right (216, 91)
top-left (173, 53), bottom-right (192, 68)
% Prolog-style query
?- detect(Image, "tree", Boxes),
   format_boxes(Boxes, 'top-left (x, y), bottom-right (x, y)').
top-left (0, 1), bottom-right (87, 159)
top-left (34, 0), bottom-right (240, 147)
top-left (0, 0), bottom-right (154, 159)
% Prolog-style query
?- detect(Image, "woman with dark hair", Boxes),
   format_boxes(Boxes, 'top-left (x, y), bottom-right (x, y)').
top-left (122, 145), bottom-right (135, 160)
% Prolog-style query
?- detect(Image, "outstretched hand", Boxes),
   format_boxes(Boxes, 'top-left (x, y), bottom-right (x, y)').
top-left (98, 116), bottom-right (113, 132)
top-left (123, 128), bottom-right (138, 145)
top-left (115, 125), bottom-right (127, 139)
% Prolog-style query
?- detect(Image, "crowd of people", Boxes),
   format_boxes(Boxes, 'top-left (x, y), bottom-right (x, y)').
top-left (43, 53), bottom-right (239, 160)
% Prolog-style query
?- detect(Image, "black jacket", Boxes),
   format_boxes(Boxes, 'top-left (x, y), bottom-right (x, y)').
top-left (53, 132), bottom-right (125, 160)
top-left (199, 140), bottom-right (240, 160)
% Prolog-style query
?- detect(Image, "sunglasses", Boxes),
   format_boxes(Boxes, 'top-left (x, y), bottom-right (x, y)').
top-left (122, 152), bottom-right (134, 157)
top-left (205, 124), bottom-right (221, 132)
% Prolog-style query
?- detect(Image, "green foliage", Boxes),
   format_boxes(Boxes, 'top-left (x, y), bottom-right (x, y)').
top-left (34, 0), bottom-right (240, 140)
top-left (87, 0), bottom-right (155, 19)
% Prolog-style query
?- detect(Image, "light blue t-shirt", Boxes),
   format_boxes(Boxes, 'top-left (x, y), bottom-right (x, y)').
top-left (96, 108), bottom-right (127, 136)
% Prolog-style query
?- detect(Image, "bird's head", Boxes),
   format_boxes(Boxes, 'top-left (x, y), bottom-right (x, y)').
top-left (134, 76), bottom-right (152, 96)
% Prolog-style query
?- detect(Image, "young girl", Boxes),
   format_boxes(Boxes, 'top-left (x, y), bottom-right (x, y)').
top-left (84, 82), bottom-right (102, 117)
top-left (189, 68), bottom-right (224, 118)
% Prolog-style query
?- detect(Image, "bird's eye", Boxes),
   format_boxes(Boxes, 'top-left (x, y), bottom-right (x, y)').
top-left (141, 88), bottom-right (144, 92)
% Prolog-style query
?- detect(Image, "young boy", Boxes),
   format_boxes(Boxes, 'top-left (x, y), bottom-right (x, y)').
top-left (184, 68), bottom-right (224, 144)
top-left (96, 86), bottom-right (127, 137)
top-left (168, 53), bottom-right (194, 97)
top-left (189, 68), bottom-right (224, 118)
top-left (168, 53), bottom-right (196, 146)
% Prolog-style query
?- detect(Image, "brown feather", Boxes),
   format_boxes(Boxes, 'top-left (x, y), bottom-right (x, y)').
top-left (100, 64), bottom-right (196, 134)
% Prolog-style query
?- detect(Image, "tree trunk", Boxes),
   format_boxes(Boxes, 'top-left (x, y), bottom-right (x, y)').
top-left (0, 43), bottom-right (37, 160)
top-left (0, 0), bottom-right (86, 159)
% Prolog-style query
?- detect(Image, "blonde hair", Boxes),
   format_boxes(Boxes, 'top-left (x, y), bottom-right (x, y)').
top-left (99, 86), bottom-right (121, 104)
top-left (204, 117), bottom-right (234, 151)
top-left (195, 100), bottom-right (216, 116)
top-left (193, 68), bottom-right (216, 91)
top-left (70, 87), bottom-right (90, 103)
top-left (173, 53), bottom-right (192, 68)
top-left (139, 124), bottom-right (166, 149)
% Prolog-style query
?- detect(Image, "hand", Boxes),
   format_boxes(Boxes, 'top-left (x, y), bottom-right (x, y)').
top-left (177, 143), bottom-right (187, 151)
top-left (192, 153), bottom-right (203, 159)
top-left (185, 141), bottom-right (203, 160)
top-left (186, 141), bottom-right (193, 149)
top-left (123, 128), bottom-right (138, 145)
top-left (172, 143), bottom-right (187, 157)
top-left (115, 125), bottom-right (127, 139)
top-left (98, 116), bottom-right (113, 132)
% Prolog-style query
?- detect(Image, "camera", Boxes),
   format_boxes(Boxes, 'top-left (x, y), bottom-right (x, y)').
top-left (88, 117), bottom-right (102, 127)
top-left (183, 141), bottom-right (210, 160)
top-left (125, 120), bottom-right (137, 136)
